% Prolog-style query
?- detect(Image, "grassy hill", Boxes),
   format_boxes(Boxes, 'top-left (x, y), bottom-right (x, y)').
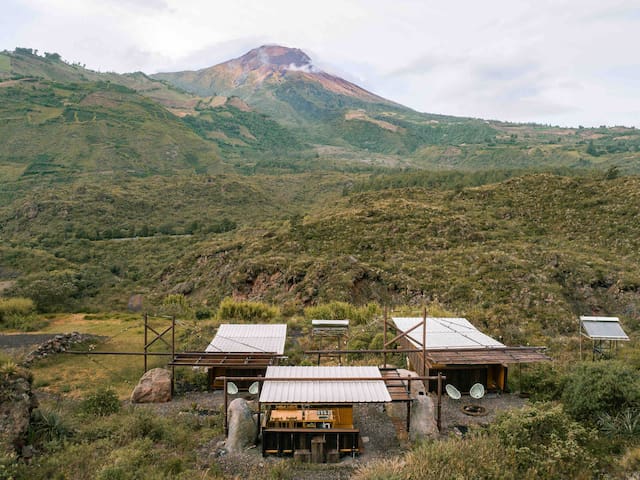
top-left (156, 173), bottom-right (640, 344)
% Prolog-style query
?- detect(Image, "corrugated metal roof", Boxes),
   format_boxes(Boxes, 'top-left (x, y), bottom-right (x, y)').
top-left (580, 316), bottom-right (629, 341)
top-left (392, 317), bottom-right (505, 349)
top-left (205, 324), bottom-right (287, 354)
top-left (259, 366), bottom-right (392, 404)
top-left (311, 320), bottom-right (350, 326)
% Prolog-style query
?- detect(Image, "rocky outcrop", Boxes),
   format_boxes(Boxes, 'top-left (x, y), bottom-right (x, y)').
top-left (0, 364), bottom-right (37, 457)
top-left (225, 398), bottom-right (257, 453)
top-left (130, 368), bottom-right (172, 403)
top-left (22, 332), bottom-right (96, 366)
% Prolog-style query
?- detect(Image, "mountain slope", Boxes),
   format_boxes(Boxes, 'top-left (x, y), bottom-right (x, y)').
top-left (153, 45), bottom-right (640, 171)
top-left (0, 77), bottom-right (225, 182)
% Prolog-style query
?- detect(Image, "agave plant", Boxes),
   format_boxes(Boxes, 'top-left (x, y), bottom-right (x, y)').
top-left (28, 409), bottom-right (72, 445)
top-left (597, 408), bottom-right (640, 437)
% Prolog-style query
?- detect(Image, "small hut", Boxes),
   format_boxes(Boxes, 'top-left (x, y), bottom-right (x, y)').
top-left (204, 324), bottom-right (287, 390)
top-left (259, 365), bottom-right (391, 462)
top-left (392, 317), bottom-right (549, 392)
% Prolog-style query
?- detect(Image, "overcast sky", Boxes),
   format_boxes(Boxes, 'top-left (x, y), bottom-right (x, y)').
top-left (3, 0), bottom-right (640, 127)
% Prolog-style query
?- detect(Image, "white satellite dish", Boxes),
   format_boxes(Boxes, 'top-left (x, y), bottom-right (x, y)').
top-left (248, 382), bottom-right (260, 395)
top-left (445, 384), bottom-right (461, 400)
top-left (226, 381), bottom-right (238, 395)
top-left (470, 383), bottom-right (485, 400)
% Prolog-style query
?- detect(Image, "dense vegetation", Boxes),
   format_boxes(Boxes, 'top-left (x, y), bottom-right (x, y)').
top-left (1, 46), bottom-right (640, 479)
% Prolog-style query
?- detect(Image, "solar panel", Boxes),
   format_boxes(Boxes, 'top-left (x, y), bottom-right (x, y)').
top-left (580, 316), bottom-right (629, 341)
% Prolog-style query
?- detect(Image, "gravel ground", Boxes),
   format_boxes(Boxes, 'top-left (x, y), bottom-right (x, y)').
top-left (0, 333), bottom-right (61, 348)
top-left (131, 390), bottom-right (405, 479)
top-left (439, 392), bottom-right (527, 435)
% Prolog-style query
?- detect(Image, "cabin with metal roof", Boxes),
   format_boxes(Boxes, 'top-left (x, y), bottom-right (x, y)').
top-left (580, 316), bottom-right (629, 360)
top-left (198, 324), bottom-right (287, 389)
top-left (259, 366), bottom-right (391, 462)
top-left (391, 317), bottom-right (549, 393)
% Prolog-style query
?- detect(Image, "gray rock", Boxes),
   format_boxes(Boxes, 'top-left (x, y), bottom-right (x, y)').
top-left (130, 368), bottom-right (172, 403)
top-left (409, 395), bottom-right (438, 441)
top-left (0, 366), bottom-right (38, 456)
top-left (226, 398), bottom-right (257, 453)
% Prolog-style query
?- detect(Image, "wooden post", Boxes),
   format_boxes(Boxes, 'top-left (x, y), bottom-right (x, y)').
top-left (224, 377), bottom-right (229, 436)
top-left (579, 317), bottom-right (582, 361)
top-left (383, 306), bottom-right (388, 369)
top-left (143, 313), bottom-right (148, 373)
top-left (406, 400), bottom-right (411, 432)
top-left (436, 372), bottom-right (442, 431)
top-left (422, 307), bottom-right (428, 388)
top-left (171, 315), bottom-right (175, 396)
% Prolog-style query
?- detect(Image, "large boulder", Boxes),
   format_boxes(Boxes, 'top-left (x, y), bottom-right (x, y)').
top-left (130, 368), bottom-right (172, 403)
top-left (410, 395), bottom-right (438, 441)
top-left (226, 398), bottom-right (257, 453)
top-left (0, 363), bottom-right (38, 456)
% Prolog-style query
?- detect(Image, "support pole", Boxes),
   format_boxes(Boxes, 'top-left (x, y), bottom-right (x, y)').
top-left (406, 400), bottom-right (411, 432)
top-left (171, 315), bottom-right (176, 397)
top-left (143, 313), bottom-right (148, 373)
top-left (224, 377), bottom-right (229, 436)
top-left (436, 372), bottom-right (442, 431)
top-left (422, 307), bottom-right (428, 390)
top-left (383, 306), bottom-right (388, 369)
top-left (579, 317), bottom-right (582, 361)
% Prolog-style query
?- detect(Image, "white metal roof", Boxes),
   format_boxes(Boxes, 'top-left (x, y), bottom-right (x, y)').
top-left (580, 316), bottom-right (629, 341)
top-left (311, 319), bottom-right (350, 326)
top-left (205, 324), bottom-right (287, 354)
top-left (392, 317), bottom-right (505, 350)
top-left (259, 366), bottom-right (392, 404)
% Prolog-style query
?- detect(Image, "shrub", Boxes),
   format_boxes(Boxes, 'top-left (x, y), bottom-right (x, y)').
top-left (0, 297), bottom-right (35, 319)
top-left (160, 294), bottom-right (193, 319)
top-left (217, 297), bottom-right (280, 322)
top-left (0, 297), bottom-right (43, 331)
top-left (515, 363), bottom-right (565, 401)
top-left (353, 434), bottom-right (517, 480)
top-left (562, 361), bottom-right (640, 422)
top-left (81, 388), bottom-right (120, 416)
top-left (490, 403), bottom-right (596, 478)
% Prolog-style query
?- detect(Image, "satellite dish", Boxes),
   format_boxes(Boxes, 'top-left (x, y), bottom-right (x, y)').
top-left (248, 382), bottom-right (260, 395)
top-left (470, 383), bottom-right (485, 400)
top-left (445, 384), bottom-right (461, 400)
top-left (226, 382), bottom-right (238, 395)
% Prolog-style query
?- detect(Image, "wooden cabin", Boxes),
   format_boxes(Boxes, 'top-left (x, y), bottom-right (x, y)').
top-left (205, 324), bottom-right (287, 390)
top-left (392, 317), bottom-right (549, 393)
top-left (259, 366), bottom-right (391, 462)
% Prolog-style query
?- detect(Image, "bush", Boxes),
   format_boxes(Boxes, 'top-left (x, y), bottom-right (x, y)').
top-left (217, 297), bottom-right (280, 322)
top-left (0, 297), bottom-right (35, 319)
top-left (354, 434), bottom-right (517, 480)
top-left (0, 297), bottom-right (43, 331)
top-left (160, 294), bottom-right (193, 319)
top-left (490, 403), bottom-right (596, 478)
top-left (81, 388), bottom-right (120, 416)
top-left (515, 363), bottom-right (565, 401)
top-left (562, 361), bottom-right (640, 422)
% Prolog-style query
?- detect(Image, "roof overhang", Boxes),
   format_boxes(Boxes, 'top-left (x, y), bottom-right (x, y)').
top-left (424, 346), bottom-right (550, 366)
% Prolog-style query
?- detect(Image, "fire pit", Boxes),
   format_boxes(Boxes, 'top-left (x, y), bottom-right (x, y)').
top-left (461, 404), bottom-right (487, 416)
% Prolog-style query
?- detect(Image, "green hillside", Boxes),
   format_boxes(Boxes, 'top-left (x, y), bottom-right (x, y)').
top-left (156, 173), bottom-right (640, 344)
top-left (0, 77), bottom-right (225, 181)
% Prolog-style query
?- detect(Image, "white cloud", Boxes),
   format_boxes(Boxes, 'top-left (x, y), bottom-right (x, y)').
top-left (4, 0), bottom-right (640, 126)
